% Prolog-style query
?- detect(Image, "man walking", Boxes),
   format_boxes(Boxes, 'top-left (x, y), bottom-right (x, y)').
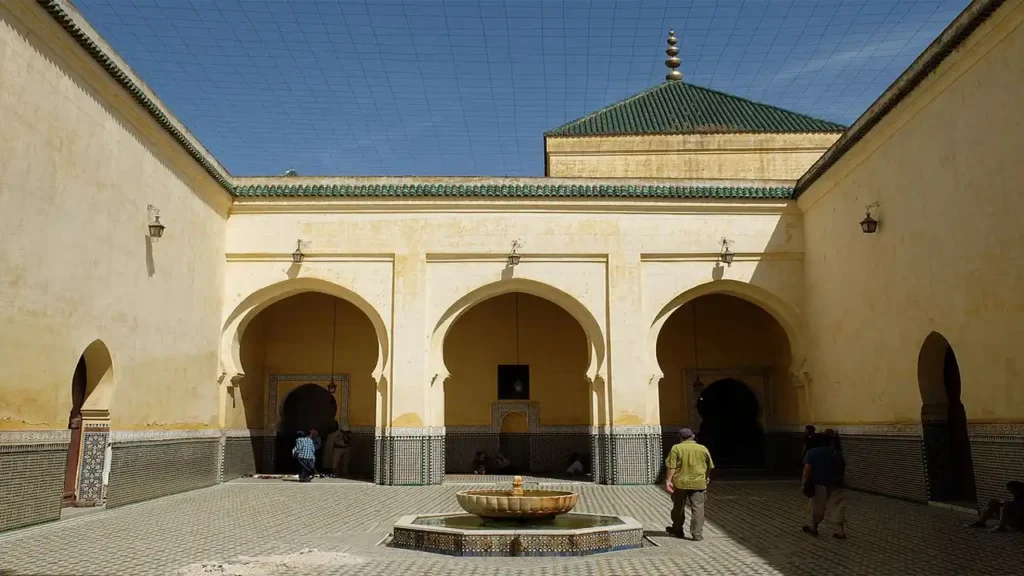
top-left (802, 429), bottom-right (847, 538)
top-left (665, 428), bottom-right (714, 541)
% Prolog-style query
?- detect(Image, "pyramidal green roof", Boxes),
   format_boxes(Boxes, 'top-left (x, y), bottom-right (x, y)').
top-left (546, 81), bottom-right (846, 137)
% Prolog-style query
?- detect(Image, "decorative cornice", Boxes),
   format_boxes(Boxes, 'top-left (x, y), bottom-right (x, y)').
top-left (967, 422), bottom-right (1024, 437)
top-left (223, 428), bottom-right (274, 438)
top-left (766, 424), bottom-right (923, 436)
top-left (0, 429), bottom-right (70, 445)
top-left (35, 0), bottom-right (233, 193)
top-left (233, 182), bottom-right (794, 200)
top-left (110, 429), bottom-right (221, 443)
top-left (795, 0), bottom-right (1007, 197)
top-left (381, 427), bottom-right (445, 437)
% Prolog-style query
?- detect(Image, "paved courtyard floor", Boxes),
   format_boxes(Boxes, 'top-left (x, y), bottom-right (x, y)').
top-left (0, 478), bottom-right (1020, 576)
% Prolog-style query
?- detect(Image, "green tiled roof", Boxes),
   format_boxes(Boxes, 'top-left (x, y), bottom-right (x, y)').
top-left (233, 183), bottom-right (794, 199)
top-left (546, 81), bottom-right (846, 137)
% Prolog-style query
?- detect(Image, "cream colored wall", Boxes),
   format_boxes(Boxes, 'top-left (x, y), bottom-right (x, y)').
top-left (225, 192), bottom-right (808, 431)
top-left (226, 292), bottom-right (379, 430)
top-left (0, 1), bottom-right (231, 430)
top-left (546, 133), bottom-right (839, 180)
top-left (444, 293), bottom-right (590, 427)
top-left (656, 294), bottom-right (792, 427)
top-left (798, 2), bottom-right (1024, 425)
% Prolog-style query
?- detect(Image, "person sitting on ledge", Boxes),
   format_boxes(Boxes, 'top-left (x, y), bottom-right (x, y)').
top-left (968, 481), bottom-right (1024, 532)
top-left (473, 451), bottom-right (488, 475)
top-left (494, 452), bottom-right (512, 474)
top-left (566, 453), bottom-right (585, 477)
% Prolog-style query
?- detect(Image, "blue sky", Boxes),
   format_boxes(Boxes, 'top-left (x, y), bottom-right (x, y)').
top-left (75, 0), bottom-right (970, 176)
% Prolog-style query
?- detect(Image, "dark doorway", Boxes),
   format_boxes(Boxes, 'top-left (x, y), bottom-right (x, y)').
top-left (920, 335), bottom-right (977, 503)
top-left (696, 379), bottom-right (765, 468)
top-left (275, 384), bottom-right (337, 473)
top-left (63, 356), bottom-right (87, 506)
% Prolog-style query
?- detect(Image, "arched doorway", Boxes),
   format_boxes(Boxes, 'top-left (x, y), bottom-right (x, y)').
top-left (696, 379), bottom-right (764, 467)
top-left (919, 332), bottom-right (977, 503)
top-left (237, 292), bottom-right (380, 478)
top-left (63, 340), bottom-right (114, 506)
top-left (276, 384), bottom-right (338, 473)
top-left (656, 293), bottom-right (790, 470)
top-left (443, 292), bottom-right (592, 476)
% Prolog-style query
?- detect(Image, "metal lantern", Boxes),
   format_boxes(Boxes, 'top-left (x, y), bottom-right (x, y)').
top-left (720, 238), bottom-right (734, 266)
top-left (327, 379), bottom-right (337, 394)
top-left (292, 239), bottom-right (304, 264)
top-left (507, 240), bottom-right (522, 267)
top-left (147, 205), bottom-right (165, 241)
top-left (861, 202), bottom-right (880, 234)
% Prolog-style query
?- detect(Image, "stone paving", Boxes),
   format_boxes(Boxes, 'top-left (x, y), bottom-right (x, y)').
top-left (0, 479), bottom-right (1020, 576)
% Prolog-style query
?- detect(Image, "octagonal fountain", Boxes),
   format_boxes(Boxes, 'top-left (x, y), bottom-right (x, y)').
top-left (391, 476), bottom-right (643, 557)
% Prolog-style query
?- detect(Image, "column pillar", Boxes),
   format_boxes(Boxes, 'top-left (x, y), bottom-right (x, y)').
top-left (375, 252), bottom-right (444, 485)
top-left (597, 251), bottom-right (661, 485)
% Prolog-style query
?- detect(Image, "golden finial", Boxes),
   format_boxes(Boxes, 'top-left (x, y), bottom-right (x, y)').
top-left (665, 29), bottom-right (682, 82)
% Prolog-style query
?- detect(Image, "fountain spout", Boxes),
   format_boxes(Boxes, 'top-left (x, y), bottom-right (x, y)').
top-left (511, 475), bottom-right (524, 496)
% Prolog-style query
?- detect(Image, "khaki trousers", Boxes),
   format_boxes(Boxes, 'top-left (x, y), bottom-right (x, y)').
top-left (670, 489), bottom-right (707, 538)
top-left (332, 447), bottom-right (351, 477)
top-left (809, 485), bottom-right (846, 531)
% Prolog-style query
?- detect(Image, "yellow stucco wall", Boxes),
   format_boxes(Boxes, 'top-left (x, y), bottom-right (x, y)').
top-left (0, 1), bottom-right (231, 430)
top-left (225, 193), bottom-right (807, 429)
top-left (443, 292), bottom-right (591, 427)
top-left (656, 294), bottom-right (792, 427)
top-left (546, 133), bottom-right (840, 180)
top-left (798, 1), bottom-right (1024, 425)
top-left (227, 292), bottom-right (380, 429)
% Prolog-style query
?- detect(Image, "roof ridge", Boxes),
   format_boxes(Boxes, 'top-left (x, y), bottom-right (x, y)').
top-left (544, 82), bottom-right (672, 136)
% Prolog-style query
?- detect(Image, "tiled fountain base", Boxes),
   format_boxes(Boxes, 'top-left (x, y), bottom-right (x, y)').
top-left (391, 513), bottom-right (643, 557)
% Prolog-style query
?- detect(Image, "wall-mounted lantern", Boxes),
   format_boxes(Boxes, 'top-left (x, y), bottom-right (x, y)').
top-left (292, 239), bottom-right (305, 264)
top-left (719, 238), bottom-right (734, 266)
top-left (147, 205), bottom-right (165, 241)
top-left (507, 240), bottom-right (522, 267)
top-left (860, 202), bottom-right (880, 234)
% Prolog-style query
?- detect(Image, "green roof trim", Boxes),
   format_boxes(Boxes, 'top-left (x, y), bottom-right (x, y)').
top-left (234, 183), bottom-right (794, 199)
top-left (37, 0), bottom-right (232, 192)
top-left (546, 81), bottom-right (846, 137)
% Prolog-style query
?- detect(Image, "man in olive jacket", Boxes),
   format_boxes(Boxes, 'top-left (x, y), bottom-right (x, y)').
top-left (665, 428), bottom-right (715, 540)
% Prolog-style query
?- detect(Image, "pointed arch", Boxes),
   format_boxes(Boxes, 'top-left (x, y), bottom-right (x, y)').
top-left (79, 339), bottom-right (115, 413)
top-left (648, 279), bottom-right (805, 385)
top-left (220, 277), bottom-right (389, 383)
top-left (430, 278), bottom-right (606, 385)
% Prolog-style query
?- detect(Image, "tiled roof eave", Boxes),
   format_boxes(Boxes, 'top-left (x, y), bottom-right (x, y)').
top-left (232, 183), bottom-right (796, 200)
top-left (36, 0), bottom-right (233, 193)
top-left (545, 128), bottom-right (846, 138)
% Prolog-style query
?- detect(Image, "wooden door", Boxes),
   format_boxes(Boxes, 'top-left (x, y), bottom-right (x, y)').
top-left (63, 357), bottom-right (87, 506)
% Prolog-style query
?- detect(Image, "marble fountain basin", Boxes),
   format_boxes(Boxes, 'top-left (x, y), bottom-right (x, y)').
top-left (455, 487), bottom-right (577, 520)
top-left (390, 477), bottom-right (643, 557)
